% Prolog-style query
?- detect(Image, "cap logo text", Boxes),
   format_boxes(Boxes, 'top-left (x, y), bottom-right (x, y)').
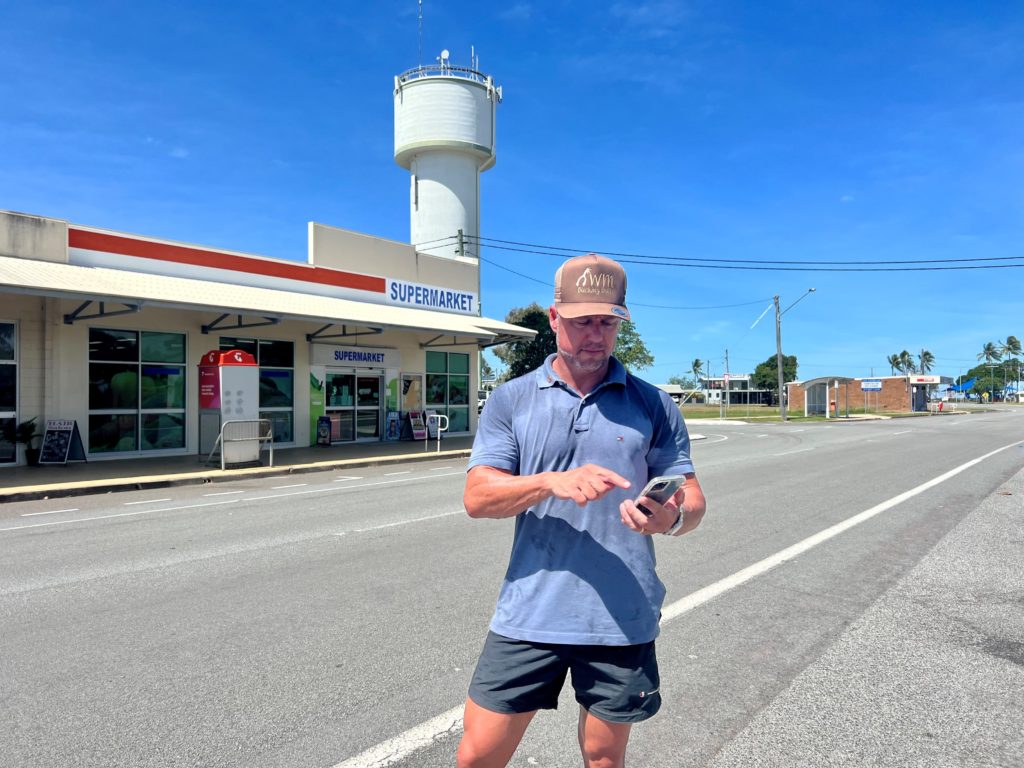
top-left (574, 267), bottom-right (616, 296)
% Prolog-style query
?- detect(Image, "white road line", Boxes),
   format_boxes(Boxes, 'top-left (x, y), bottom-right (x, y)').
top-left (245, 471), bottom-right (464, 501)
top-left (429, 466), bottom-right (453, 471)
top-left (791, 429), bottom-right (806, 433)
top-left (0, 499), bottom-right (241, 532)
top-left (123, 498), bottom-right (172, 505)
top-left (270, 483), bottom-right (307, 490)
top-left (331, 707), bottom-right (464, 768)
top-left (893, 430), bottom-right (912, 435)
top-left (203, 490), bottom-right (245, 496)
top-left (384, 470), bottom-right (411, 476)
top-left (21, 508), bottom-right (79, 517)
top-left (338, 510), bottom-right (463, 535)
top-left (756, 434), bottom-right (769, 438)
top-left (773, 447), bottom-right (814, 457)
top-left (333, 476), bottom-right (363, 482)
top-left (329, 437), bottom-right (1023, 768)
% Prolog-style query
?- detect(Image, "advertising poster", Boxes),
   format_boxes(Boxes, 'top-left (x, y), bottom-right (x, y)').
top-left (309, 366), bottom-right (325, 446)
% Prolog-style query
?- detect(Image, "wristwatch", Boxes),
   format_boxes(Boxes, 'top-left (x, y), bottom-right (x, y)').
top-left (662, 509), bottom-right (685, 536)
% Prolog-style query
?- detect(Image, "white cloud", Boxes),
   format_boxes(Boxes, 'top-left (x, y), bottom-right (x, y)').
top-left (170, 147), bottom-right (189, 159)
top-left (498, 3), bottom-right (532, 22)
top-left (610, 1), bottom-right (689, 38)
top-left (840, 194), bottom-right (854, 203)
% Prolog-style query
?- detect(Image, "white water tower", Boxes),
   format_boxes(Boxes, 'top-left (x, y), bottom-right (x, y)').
top-left (394, 50), bottom-right (501, 259)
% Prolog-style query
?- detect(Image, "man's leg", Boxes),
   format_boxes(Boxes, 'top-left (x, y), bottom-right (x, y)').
top-left (457, 697), bottom-right (537, 768)
top-left (577, 706), bottom-right (632, 768)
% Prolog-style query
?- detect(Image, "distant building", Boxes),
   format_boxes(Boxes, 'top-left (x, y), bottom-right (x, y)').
top-left (787, 375), bottom-right (953, 415)
top-left (699, 375), bottom-right (773, 406)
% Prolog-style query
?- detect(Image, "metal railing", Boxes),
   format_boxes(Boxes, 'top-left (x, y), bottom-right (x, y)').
top-left (425, 414), bottom-right (449, 453)
top-left (205, 419), bottom-right (274, 469)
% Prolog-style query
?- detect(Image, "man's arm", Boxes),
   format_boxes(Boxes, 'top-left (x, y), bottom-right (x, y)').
top-left (464, 464), bottom-right (632, 519)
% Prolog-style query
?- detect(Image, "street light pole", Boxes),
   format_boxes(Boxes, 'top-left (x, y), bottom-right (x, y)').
top-left (774, 288), bottom-right (816, 422)
top-left (774, 295), bottom-right (785, 420)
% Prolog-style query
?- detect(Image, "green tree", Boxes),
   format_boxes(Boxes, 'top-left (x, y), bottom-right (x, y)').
top-left (886, 353), bottom-right (899, 375)
top-left (752, 353), bottom-right (798, 403)
top-left (667, 374), bottom-right (697, 389)
top-left (691, 358), bottom-right (704, 384)
top-left (918, 349), bottom-right (934, 374)
top-left (1000, 336), bottom-right (1021, 391)
top-left (491, 303), bottom-right (555, 380)
top-left (479, 354), bottom-right (495, 383)
top-left (898, 349), bottom-right (916, 375)
top-left (613, 320), bottom-right (654, 373)
top-left (977, 341), bottom-right (1001, 365)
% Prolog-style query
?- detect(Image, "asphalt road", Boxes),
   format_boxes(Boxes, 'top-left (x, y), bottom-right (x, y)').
top-left (1, 411), bottom-right (1022, 767)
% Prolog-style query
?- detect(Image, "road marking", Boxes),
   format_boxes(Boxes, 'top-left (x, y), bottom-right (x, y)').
top-left (791, 429), bottom-right (806, 433)
top-left (429, 466), bottom-right (453, 471)
top-left (203, 490), bottom-right (244, 496)
top-left (21, 508), bottom-right (79, 517)
top-left (773, 447), bottom-right (814, 457)
top-left (333, 475), bottom-right (363, 482)
top-left (756, 434), bottom-right (769, 438)
top-left (270, 483), bottom-right (307, 490)
top-left (123, 498), bottom-right (172, 505)
top-left (0, 499), bottom-right (241, 532)
top-left (329, 437), bottom-right (1023, 768)
top-left (384, 470), bottom-right (410, 476)
top-left (245, 471), bottom-right (464, 501)
top-left (338, 509), bottom-right (463, 535)
top-left (893, 430), bottom-right (912, 435)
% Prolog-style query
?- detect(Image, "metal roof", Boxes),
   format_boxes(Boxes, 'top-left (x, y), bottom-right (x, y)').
top-left (794, 377), bottom-right (857, 389)
top-left (0, 255), bottom-right (534, 347)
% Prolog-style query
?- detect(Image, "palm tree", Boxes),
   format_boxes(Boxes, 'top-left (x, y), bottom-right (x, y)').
top-left (898, 349), bottom-right (916, 375)
top-left (887, 353), bottom-right (900, 375)
top-left (1006, 336), bottom-right (1022, 394)
top-left (691, 358), bottom-right (704, 388)
top-left (978, 341), bottom-right (1002, 398)
top-left (918, 349), bottom-right (935, 374)
top-left (1000, 336), bottom-right (1021, 395)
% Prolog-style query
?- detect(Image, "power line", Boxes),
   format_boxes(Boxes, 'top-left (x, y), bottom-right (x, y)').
top-left (467, 241), bottom-right (1024, 272)
top-left (456, 236), bottom-right (1024, 272)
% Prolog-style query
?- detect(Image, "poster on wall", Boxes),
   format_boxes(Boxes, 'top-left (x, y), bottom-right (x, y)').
top-left (385, 411), bottom-right (401, 441)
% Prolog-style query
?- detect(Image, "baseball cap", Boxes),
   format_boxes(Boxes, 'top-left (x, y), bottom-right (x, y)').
top-left (553, 253), bottom-right (630, 320)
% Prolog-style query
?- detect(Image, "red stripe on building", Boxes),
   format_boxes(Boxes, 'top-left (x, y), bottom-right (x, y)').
top-left (68, 228), bottom-right (386, 294)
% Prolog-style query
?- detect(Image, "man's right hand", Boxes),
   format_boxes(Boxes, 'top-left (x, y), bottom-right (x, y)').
top-left (546, 464), bottom-right (632, 506)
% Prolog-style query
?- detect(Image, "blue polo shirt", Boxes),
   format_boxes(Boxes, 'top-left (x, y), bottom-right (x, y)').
top-left (469, 354), bottom-right (694, 645)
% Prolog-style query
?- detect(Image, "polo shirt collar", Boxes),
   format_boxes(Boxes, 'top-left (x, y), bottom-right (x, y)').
top-left (536, 353), bottom-right (627, 391)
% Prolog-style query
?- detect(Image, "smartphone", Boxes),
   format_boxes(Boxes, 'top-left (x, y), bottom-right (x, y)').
top-left (636, 475), bottom-right (686, 516)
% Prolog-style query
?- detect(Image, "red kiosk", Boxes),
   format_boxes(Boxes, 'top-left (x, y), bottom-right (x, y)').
top-left (198, 349), bottom-right (259, 461)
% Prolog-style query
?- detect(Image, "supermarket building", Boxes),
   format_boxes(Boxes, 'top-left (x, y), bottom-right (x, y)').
top-left (0, 210), bottom-right (533, 465)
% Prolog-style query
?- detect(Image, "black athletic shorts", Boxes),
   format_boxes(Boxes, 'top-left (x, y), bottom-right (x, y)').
top-left (467, 631), bottom-right (661, 724)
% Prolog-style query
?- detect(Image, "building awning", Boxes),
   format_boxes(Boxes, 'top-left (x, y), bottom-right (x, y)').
top-left (795, 377), bottom-right (856, 389)
top-left (0, 255), bottom-right (534, 347)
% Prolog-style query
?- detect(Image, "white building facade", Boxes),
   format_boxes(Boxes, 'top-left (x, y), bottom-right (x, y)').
top-left (0, 211), bottom-right (532, 465)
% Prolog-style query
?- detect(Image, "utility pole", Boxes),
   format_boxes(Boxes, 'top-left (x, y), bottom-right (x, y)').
top-left (774, 295), bottom-right (786, 421)
top-left (724, 348), bottom-right (730, 418)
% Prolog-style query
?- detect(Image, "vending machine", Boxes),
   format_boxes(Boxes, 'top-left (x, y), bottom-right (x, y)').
top-left (198, 349), bottom-right (259, 457)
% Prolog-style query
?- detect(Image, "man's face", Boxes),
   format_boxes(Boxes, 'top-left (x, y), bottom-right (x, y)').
top-left (549, 307), bottom-right (621, 375)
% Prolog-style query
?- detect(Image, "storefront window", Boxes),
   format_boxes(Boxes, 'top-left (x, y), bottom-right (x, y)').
top-left (221, 336), bottom-right (294, 444)
top-left (423, 351), bottom-right (470, 434)
top-left (88, 329), bottom-right (186, 454)
top-left (0, 322), bottom-right (16, 464)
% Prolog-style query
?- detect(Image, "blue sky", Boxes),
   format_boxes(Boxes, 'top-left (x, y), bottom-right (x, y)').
top-left (3, 1), bottom-right (1023, 383)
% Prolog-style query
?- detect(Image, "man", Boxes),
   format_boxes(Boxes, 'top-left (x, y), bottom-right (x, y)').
top-left (458, 253), bottom-right (707, 768)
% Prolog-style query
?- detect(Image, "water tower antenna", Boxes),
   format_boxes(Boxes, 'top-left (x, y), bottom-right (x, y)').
top-left (417, 0), bottom-right (423, 67)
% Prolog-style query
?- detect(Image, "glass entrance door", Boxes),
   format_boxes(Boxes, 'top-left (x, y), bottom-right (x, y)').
top-left (325, 371), bottom-right (381, 442)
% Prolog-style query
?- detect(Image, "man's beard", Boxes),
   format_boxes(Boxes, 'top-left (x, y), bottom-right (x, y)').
top-left (561, 349), bottom-right (610, 374)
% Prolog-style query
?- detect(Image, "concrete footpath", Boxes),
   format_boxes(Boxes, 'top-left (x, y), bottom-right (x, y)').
top-left (709, 465), bottom-right (1024, 768)
top-left (0, 436), bottom-right (476, 503)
